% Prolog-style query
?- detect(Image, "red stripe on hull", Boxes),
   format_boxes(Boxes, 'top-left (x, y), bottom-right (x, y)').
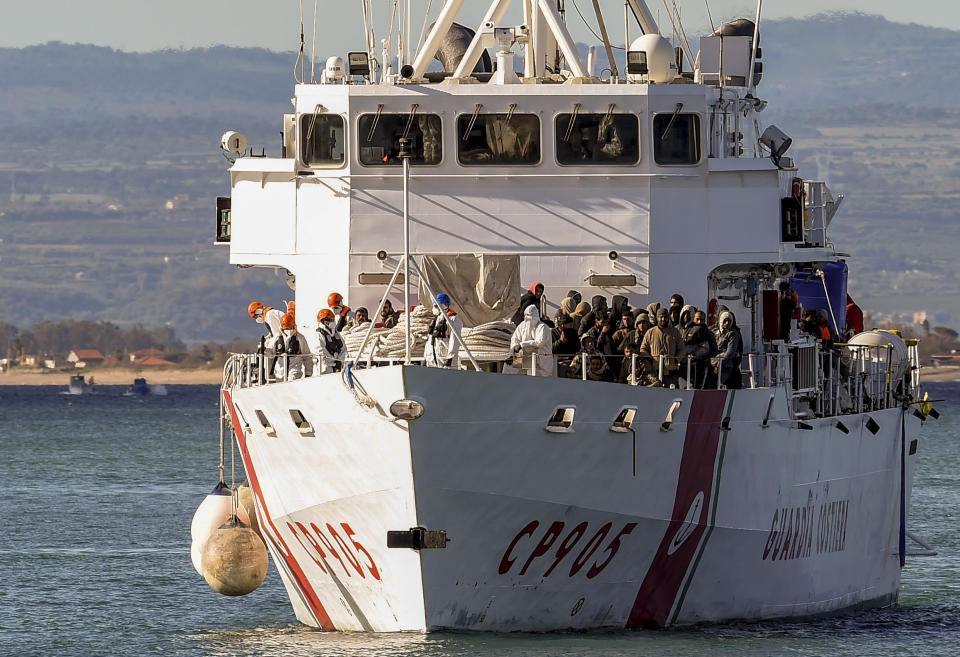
top-left (222, 390), bottom-right (335, 630)
top-left (627, 389), bottom-right (729, 628)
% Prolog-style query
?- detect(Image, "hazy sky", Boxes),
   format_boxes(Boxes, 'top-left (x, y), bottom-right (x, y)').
top-left (2, 0), bottom-right (957, 53)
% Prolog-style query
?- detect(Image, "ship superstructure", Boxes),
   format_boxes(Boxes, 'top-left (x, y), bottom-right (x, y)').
top-left (209, 0), bottom-right (934, 632)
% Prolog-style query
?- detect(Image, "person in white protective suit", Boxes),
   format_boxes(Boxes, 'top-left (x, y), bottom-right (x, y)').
top-left (423, 293), bottom-right (462, 368)
top-left (248, 300), bottom-right (285, 381)
top-left (327, 292), bottom-right (354, 332)
top-left (248, 300), bottom-right (284, 347)
top-left (273, 312), bottom-right (312, 380)
top-left (506, 304), bottom-right (554, 376)
top-left (315, 308), bottom-right (347, 373)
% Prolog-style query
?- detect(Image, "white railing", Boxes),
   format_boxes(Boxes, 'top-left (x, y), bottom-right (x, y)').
top-left (223, 339), bottom-right (922, 418)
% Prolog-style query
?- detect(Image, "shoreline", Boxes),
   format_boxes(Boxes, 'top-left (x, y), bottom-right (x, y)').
top-left (0, 367), bottom-right (222, 386)
top-left (917, 365), bottom-right (960, 383)
top-left (2, 364), bottom-right (959, 386)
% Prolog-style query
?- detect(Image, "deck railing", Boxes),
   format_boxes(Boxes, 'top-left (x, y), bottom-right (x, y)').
top-left (223, 339), bottom-right (922, 419)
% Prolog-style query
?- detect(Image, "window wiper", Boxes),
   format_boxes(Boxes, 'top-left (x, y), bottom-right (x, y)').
top-left (660, 103), bottom-right (684, 141)
top-left (401, 103), bottom-right (420, 139)
top-left (598, 103), bottom-right (616, 142)
top-left (306, 103), bottom-right (326, 140)
top-left (463, 103), bottom-right (483, 140)
top-left (365, 104), bottom-right (385, 143)
top-left (563, 103), bottom-right (582, 142)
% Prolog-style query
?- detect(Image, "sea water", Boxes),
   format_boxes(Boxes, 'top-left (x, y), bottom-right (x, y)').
top-left (1, 382), bottom-right (958, 657)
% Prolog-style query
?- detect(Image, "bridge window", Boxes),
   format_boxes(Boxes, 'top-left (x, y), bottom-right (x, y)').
top-left (555, 113), bottom-right (639, 165)
top-left (358, 113), bottom-right (442, 165)
top-left (653, 113), bottom-right (701, 165)
top-left (457, 113), bottom-right (540, 165)
top-left (301, 114), bottom-right (345, 166)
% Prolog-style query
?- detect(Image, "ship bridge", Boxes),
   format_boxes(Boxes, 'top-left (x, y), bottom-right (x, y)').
top-left (218, 0), bottom-right (840, 357)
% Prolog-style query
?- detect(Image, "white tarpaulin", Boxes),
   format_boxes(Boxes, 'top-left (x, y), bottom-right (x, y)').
top-left (418, 254), bottom-right (520, 328)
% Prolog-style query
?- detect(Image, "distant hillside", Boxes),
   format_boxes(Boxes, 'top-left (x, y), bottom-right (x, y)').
top-left (761, 13), bottom-right (960, 109)
top-left (0, 13), bottom-right (958, 341)
top-left (0, 43), bottom-right (292, 127)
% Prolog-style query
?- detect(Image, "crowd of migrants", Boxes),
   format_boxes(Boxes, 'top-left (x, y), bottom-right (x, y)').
top-left (245, 280), bottom-right (858, 388)
top-left (505, 283), bottom-right (742, 388)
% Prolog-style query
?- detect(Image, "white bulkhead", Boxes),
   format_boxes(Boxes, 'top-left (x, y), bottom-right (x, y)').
top-left (227, 78), bottom-right (809, 352)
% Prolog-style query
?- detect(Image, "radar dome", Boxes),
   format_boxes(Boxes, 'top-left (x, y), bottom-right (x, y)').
top-left (628, 35), bottom-right (677, 84)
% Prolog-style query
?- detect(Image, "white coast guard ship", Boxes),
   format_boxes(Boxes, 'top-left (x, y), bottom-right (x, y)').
top-left (212, 0), bottom-right (936, 631)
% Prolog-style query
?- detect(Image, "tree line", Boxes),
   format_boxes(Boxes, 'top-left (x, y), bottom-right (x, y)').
top-left (1, 319), bottom-right (186, 360)
top-left (0, 319), bottom-right (255, 368)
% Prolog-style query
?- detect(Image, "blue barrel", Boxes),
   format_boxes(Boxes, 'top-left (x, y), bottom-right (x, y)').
top-left (789, 261), bottom-right (848, 337)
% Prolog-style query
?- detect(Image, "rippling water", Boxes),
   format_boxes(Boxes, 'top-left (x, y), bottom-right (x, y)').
top-left (1, 382), bottom-right (958, 656)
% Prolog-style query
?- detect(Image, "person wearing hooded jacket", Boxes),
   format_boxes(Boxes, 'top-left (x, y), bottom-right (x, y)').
top-left (579, 294), bottom-right (608, 336)
top-left (669, 293), bottom-right (685, 315)
top-left (683, 308), bottom-right (715, 388)
top-left (552, 314), bottom-right (580, 378)
top-left (316, 308), bottom-right (347, 373)
top-left (512, 281), bottom-right (554, 328)
top-left (640, 307), bottom-right (685, 387)
top-left (571, 301), bottom-right (592, 336)
top-left (645, 301), bottom-right (661, 322)
top-left (553, 296), bottom-right (577, 328)
top-left (714, 310), bottom-right (743, 389)
top-left (424, 293), bottom-right (462, 369)
top-left (610, 295), bottom-right (629, 323)
top-left (568, 333), bottom-right (600, 379)
top-left (506, 305), bottom-right (554, 376)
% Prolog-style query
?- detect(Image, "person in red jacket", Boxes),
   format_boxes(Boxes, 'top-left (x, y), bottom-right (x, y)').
top-left (846, 294), bottom-right (864, 337)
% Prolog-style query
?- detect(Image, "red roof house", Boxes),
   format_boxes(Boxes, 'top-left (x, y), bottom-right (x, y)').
top-left (68, 349), bottom-right (105, 367)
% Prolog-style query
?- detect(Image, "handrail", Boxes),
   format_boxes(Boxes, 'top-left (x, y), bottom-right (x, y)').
top-left (222, 337), bottom-right (921, 419)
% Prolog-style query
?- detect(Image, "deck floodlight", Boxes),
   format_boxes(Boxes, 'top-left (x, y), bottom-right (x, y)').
top-left (760, 125), bottom-right (792, 165)
top-left (348, 51), bottom-right (370, 77)
top-left (220, 131), bottom-right (248, 155)
top-left (626, 50), bottom-right (648, 75)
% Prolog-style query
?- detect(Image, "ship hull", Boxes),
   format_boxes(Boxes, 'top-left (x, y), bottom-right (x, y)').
top-left (224, 365), bottom-right (920, 632)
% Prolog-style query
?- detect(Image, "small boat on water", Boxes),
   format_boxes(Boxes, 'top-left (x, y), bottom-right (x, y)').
top-left (125, 377), bottom-right (168, 396)
top-left (65, 374), bottom-right (94, 395)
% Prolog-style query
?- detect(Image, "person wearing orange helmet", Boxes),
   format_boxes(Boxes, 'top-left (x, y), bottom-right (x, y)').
top-left (327, 292), bottom-right (354, 332)
top-left (248, 300), bottom-right (284, 381)
top-left (274, 311), bottom-right (311, 380)
top-left (248, 300), bottom-right (284, 340)
top-left (316, 308), bottom-right (347, 373)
